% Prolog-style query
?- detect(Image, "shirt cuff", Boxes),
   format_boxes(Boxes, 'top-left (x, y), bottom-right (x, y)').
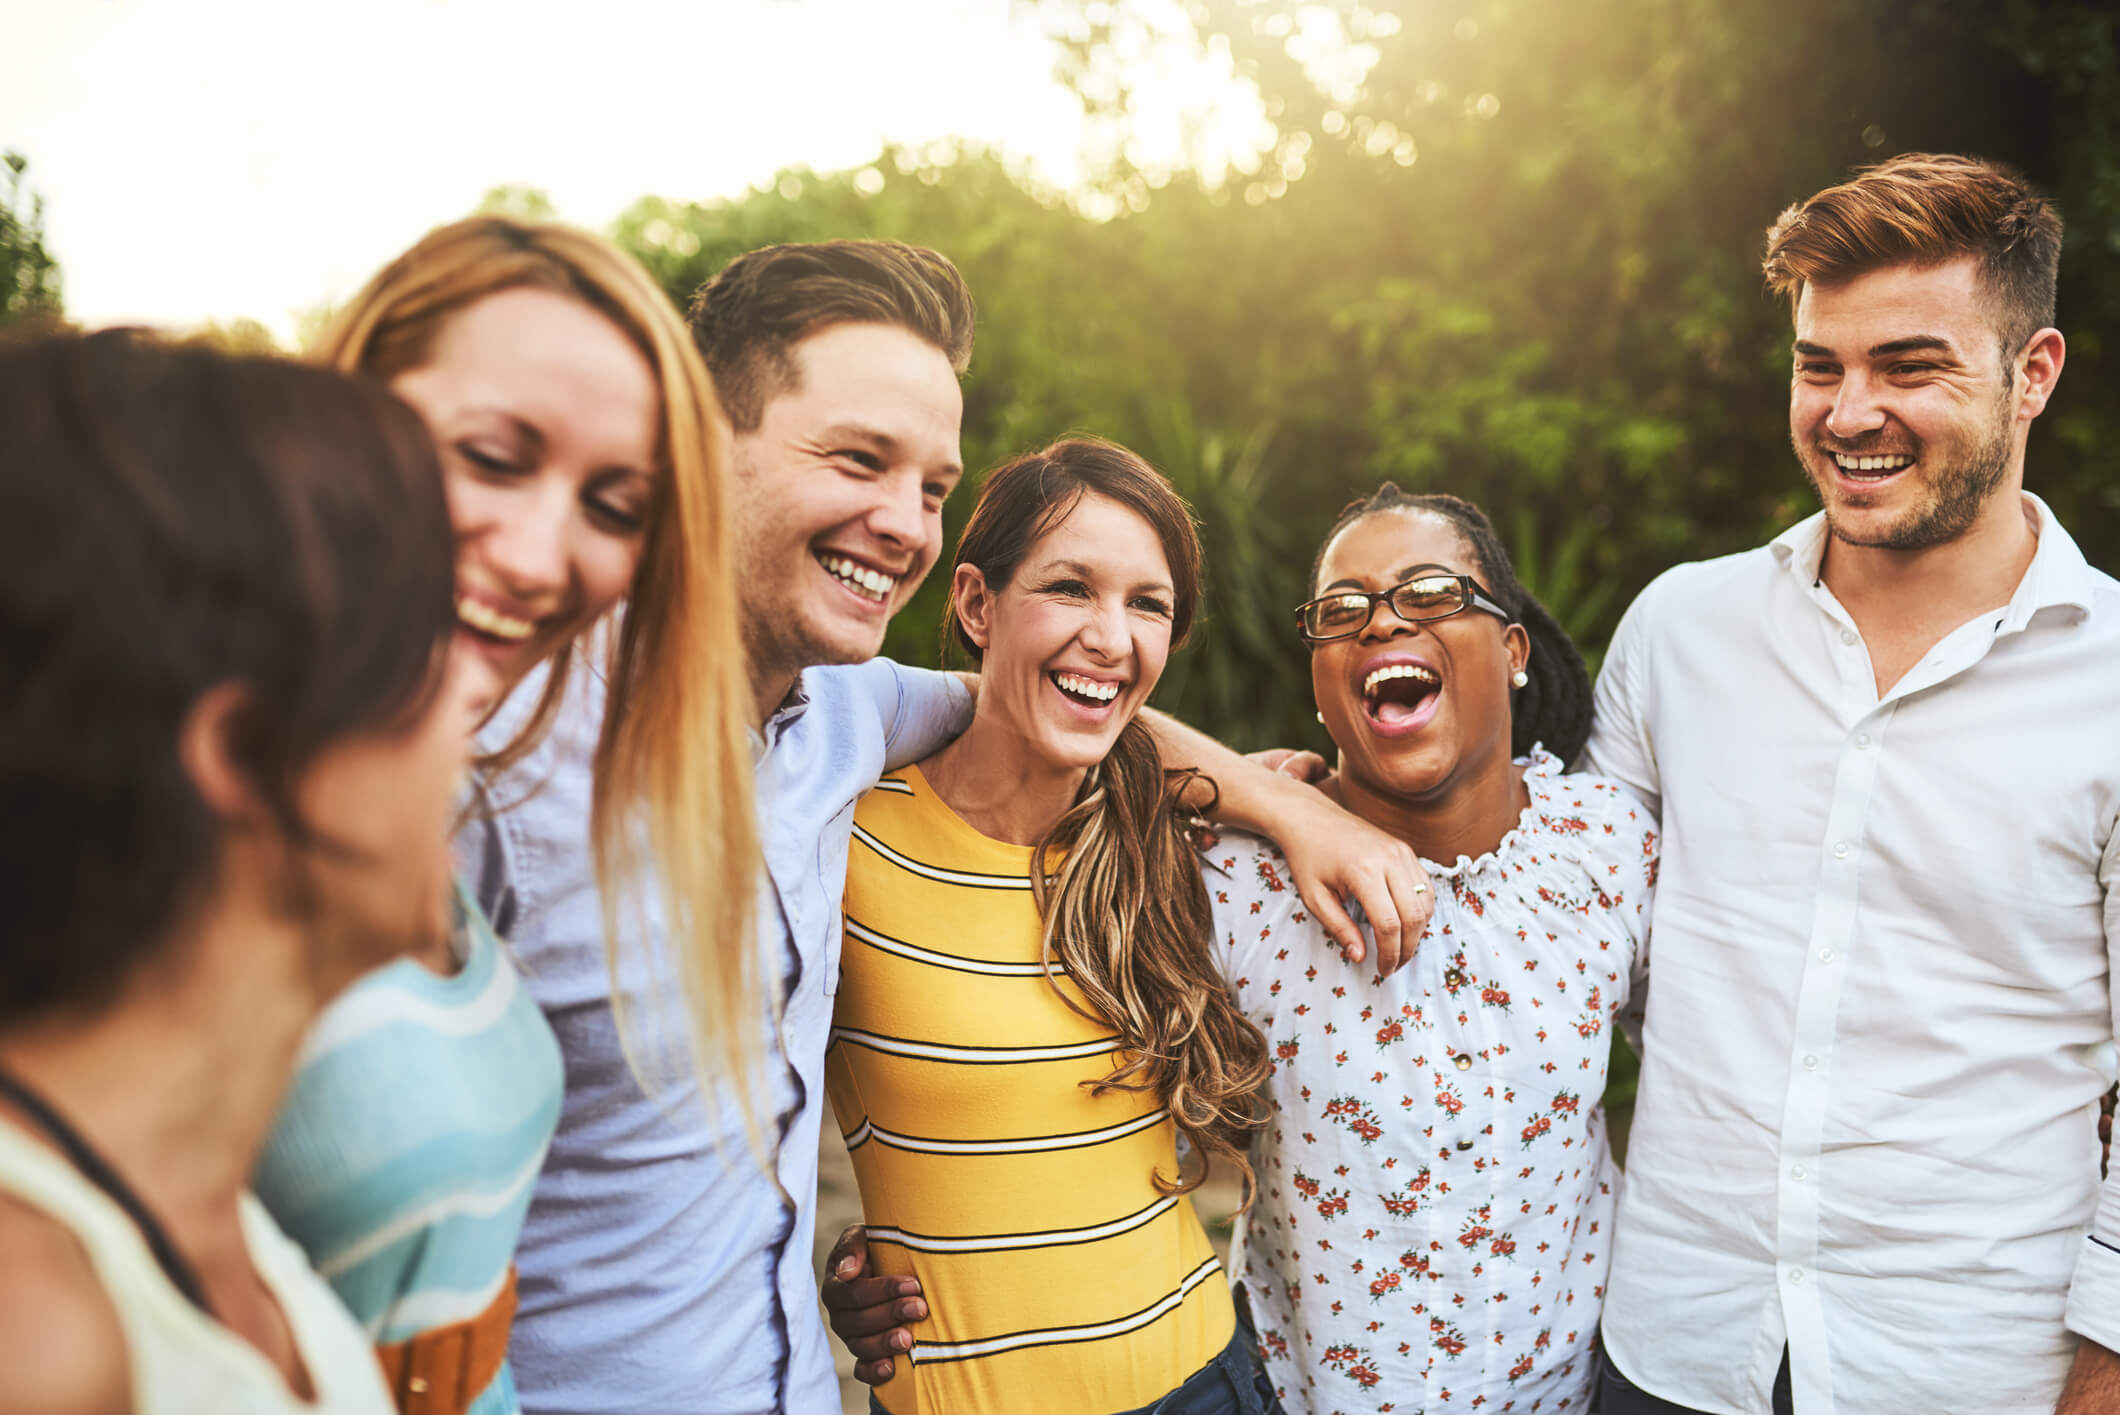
top-left (2066, 1232), bottom-right (2120, 1353)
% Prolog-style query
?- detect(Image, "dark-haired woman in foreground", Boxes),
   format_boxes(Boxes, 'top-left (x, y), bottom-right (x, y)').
top-left (1202, 485), bottom-right (1656, 1413)
top-left (826, 438), bottom-right (1284, 1414)
top-left (0, 334), bottom-right (493, 1414)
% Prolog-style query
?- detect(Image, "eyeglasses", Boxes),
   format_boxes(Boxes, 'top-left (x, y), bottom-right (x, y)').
top-left (1294, 573), bottom-right (1512, 642)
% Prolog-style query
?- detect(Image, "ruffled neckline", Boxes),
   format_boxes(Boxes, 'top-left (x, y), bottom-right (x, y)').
top-left (1419, 746), bottom-right (1565, 881)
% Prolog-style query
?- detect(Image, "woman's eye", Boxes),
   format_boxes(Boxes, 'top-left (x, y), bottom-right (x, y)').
top-left (1042, 579), bottom-right (1089, 598)
top-left (1133, 596), bottom-right (1172, 617)
top-left (458, 443), bottom-right (518, 474)
top-left (588, 499), bottom-right (645, 533)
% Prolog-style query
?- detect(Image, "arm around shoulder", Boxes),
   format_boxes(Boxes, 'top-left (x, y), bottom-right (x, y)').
top-left (0, 1207), bottom-right (131, 1415)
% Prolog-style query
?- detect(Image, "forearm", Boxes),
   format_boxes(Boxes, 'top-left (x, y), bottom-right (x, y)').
top-left (1141, 708), bottom-right (1308, 829)
top-left (2059, 1339), bottom-right (2120, 1413)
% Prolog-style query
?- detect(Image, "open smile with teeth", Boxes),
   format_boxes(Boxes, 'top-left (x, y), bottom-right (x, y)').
top-left (1052, 671), bottom-right (1122, 705)
top-left (457, 596), bottom-right (536, 642)
top-left (1362, 662), bottom-right (1441, 729)
top-left (818, 552), bottom-right (900, 604)
top-left (1830, 451), bottom-right (1915, 482)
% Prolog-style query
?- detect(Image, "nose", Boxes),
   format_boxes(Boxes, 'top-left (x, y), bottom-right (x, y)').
top-left (1360, 593), bottom-right (1421, 641)
top-left (1077, 595), bottom-right (1129, 662)
top-left (1824, 370), bottom-right (1888, 442)
top-left (480, 480), bottom-right (573, 600)
top-left (867, 470), bottom-right (929, 554)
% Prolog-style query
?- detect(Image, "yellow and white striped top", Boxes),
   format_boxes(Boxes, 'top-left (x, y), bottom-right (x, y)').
top-left (827, 766), bottom-right (1233, 1414)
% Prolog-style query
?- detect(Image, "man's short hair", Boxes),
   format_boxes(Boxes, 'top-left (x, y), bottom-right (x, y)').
top-left (1763, 152), bottom-right (2063, 356)
top-left (686, 240), bottom-right (976, 431)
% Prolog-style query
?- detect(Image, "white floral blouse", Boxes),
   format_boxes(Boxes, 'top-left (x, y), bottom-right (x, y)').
top-left (1201, 751), bottom-right (1657, 1415)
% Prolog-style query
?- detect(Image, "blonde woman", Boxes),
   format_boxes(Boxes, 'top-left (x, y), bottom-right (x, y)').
top-left (253, 218), bottom-right (757, 1415)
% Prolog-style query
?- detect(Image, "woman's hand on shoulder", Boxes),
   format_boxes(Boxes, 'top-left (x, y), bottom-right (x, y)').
top-left (0, 1200), bottom-right (130, 1415)
top-left (1266, 783), bottom-right (1432, 975)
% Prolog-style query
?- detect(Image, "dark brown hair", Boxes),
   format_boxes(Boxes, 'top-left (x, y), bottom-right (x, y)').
top-left (1763, 152), bottom-right (2063, 357)
top-left (685, 239), bottom-right (976, 431)
top-left (0, 330), bottom-right (456, 1023)
top-left (947, 437), bottom-right (1270, 1200)
top-left (1311, 486), bottom-right (1594, 767)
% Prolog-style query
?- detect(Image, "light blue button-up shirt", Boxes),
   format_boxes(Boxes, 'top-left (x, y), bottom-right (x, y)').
top-left (459, 655), bottom-right (971, 1415)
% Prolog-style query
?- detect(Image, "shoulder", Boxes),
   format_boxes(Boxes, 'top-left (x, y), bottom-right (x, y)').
top-left (0, 1197), bottom-right (130, 1415)
top-left (1616, 548), bottom-right (1776, 638)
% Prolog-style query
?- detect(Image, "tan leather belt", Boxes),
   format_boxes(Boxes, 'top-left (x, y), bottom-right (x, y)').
top-left (374, 1264), bottom-right (518, 1415)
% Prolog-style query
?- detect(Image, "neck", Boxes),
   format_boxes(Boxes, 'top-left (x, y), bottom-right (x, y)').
top-left (919, 707), bottom-right (1088, 846)
top-left (1327, 748), bottom-right (1529, 866)
top-left (1819, 486), bottom-right (2039, 620)
top-left (0, 909), bottom-right (332, 1261)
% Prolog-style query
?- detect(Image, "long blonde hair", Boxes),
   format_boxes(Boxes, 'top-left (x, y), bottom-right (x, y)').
top-left (945, 438), bottom-right (1271, 1199)
top-left (314, 217), bottom-right (761, 1112)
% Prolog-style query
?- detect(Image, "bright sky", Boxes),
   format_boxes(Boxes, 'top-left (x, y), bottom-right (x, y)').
top-left (1, 0), bottom-right (1270, 339)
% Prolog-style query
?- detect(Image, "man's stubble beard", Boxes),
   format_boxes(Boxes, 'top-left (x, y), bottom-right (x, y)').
top-left (1806, 377), bottom-right (2016, 553)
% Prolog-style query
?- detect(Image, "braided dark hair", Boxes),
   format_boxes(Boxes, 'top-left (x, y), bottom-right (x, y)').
top-left (1309, 484), bottom-right (1594, 767)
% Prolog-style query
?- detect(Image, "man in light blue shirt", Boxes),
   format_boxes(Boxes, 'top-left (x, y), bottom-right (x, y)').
top-left (476, 240), bottom-right (1435, 1414)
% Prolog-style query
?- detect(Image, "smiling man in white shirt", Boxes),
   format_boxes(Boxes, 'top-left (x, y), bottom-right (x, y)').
top-left (1585, 153), bottom-right (2120, 1414)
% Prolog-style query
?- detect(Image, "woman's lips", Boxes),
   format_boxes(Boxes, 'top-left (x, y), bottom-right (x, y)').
top-left (1362, 682), bottom-right (1443, 738)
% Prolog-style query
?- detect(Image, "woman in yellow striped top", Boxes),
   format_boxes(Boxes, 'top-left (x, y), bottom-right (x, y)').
top-left (826, 438), bottom-right (1283, 1415)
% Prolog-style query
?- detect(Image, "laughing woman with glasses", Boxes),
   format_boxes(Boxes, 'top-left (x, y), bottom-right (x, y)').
top-left (1198, 483), bottom-right (1658, 1414)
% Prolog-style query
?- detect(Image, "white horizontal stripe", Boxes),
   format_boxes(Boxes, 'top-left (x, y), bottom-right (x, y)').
top-left (915, 1256), bottom-right (1222, 1361)
top-left (845, 916), bottom-right (1066, 978)
top-left (843, 1119), bottom-right (873, 1151)
top-left (867, 1107), bottom-right (1168, 1156)
top-left (829, 1026), bottom-right (1118, 1064)
top-left (852, 823), bottom-right (1033, 889)
top-left (867, 1196), bottom-right (1178, 1254)
top-left (870, 778), bottom-right (915, 795)
top-left (314, 1147), bottom-right (547, 1280)
top-left (373, 1266), bottom-right (512, 1339)
top-left (298, 945), bottom-right (521, 1063)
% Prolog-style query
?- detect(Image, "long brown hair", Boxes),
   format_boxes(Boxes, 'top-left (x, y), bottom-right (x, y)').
top-left (313, 217), bottom-right (762, 1111)
top-left (946, 437), bottom-right (1270, 1198)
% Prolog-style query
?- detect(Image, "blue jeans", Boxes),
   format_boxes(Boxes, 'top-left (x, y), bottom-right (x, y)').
top-left (868, 1299), bottom-right (1286, 1415)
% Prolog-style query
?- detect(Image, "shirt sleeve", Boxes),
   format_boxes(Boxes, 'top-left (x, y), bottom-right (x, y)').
top-left (2064, 818), bottom-right (2120, 1353)
top-left (859, 660), bottom-right (974, 772)
top-left (1199, 828), bottom-right (1336, 1015)
top-left (1580, 575), bottom-right (1667, 820)
top-left (1604, 784), bottom-right (1660, 1053)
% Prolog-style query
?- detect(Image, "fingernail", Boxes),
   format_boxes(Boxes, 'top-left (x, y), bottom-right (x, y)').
top-left (836, 1258), bottom-right (857, 1278)
top-left (893, 1331), bottom-right (912, 1352)
top-left (895, 1278), bottom-right (920, 1296)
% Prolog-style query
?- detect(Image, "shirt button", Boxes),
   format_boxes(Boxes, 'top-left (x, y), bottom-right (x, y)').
top-left (1456, 1139), bottom-right (1475, 1151)
top-left (1854, 732), bottom-right (1871, 749)
top-left (1803, 1054), bottom-right (1821, 1071)
top-left (1453, 1053), bottom-right (1473, 1071)
top-left (1832, 841), bottom-right (1849, 859)
top-left (1444, 969), bottom-right (1466, 988)
top-left (1818, 946), bottom-right (1835, 962)
top-left (1840, 629), bottom-right (1858, 646)
top-left (1788, 1267), bottom-right (1806, 1284)
top-left (1791, 1163), bottom-right (1807, 1181)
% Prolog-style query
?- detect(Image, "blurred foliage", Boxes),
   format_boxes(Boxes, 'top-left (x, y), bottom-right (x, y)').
top-left (609, 0), bottom-right (2117, 753)
top-left (2, 152), bottom-right (63, 328)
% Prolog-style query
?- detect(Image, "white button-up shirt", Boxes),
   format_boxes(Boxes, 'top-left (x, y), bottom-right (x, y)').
top-left (1584, 495), bottom-right (2120, 1415)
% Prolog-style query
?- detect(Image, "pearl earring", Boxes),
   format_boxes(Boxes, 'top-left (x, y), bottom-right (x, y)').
top-left (1316, 711), bottom-right (1326, 724)
top-left (1511, 670), bottom-right (1529, 688)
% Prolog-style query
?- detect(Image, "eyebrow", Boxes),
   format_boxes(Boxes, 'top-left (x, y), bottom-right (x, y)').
top-left (819, 421), bottom-right (964, 480)
top-left (1320, 562), bottom-right (1458, 594)
top-left (1792, 336), bottom-right (1961, 360)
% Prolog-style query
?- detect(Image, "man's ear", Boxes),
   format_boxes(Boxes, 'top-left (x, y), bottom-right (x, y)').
top-left (177, 682), bottom-right (269, 827)
top-left (951, 563), bottom-right (996, 653)
top-left (2015, 326), bottom-right (2066, 421)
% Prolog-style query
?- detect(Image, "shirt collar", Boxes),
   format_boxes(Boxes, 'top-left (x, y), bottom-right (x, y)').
top-left (1769, 492), bottom-right (2096, 627)
top-left (751, 670), bottom-right (812, 763)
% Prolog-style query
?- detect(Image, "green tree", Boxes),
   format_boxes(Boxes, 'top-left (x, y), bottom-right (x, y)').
top-left (1, 151), bottom-right (62, 327)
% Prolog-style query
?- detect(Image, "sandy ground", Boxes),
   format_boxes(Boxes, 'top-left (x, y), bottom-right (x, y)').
top-left (811, 1123), bottom-right (1247, 1414)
